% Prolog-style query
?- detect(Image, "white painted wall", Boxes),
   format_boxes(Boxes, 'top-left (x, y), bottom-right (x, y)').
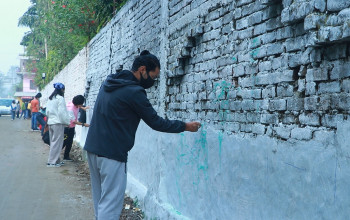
top-left (127, 121), bottom-right (348, 219)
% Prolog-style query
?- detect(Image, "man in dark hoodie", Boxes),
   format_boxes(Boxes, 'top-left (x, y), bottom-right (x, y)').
top-left (84, 50), bottom-right (201, 219)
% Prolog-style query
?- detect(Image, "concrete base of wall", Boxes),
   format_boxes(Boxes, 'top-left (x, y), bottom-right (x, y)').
top-left (127, 121), bottom-right (350, 219)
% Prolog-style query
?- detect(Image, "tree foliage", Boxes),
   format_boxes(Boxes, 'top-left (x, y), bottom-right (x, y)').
top-left (19, 0), bottom-right (128, 89)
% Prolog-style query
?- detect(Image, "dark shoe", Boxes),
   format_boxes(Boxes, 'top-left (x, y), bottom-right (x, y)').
top-left (63, 157), bottom-right (73, 161)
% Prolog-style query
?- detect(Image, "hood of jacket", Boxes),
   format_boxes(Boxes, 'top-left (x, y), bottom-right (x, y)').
top-left (103, 70), bottom-right (140, 92)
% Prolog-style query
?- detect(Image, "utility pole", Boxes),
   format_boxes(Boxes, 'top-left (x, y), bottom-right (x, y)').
top-left (113, 0), bottom-right (116, 16)
top-left (45, 38), bottom-right (48, 60)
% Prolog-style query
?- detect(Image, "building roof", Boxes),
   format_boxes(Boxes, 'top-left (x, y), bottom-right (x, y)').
top-left (14, 92), bottom-right (37, 98)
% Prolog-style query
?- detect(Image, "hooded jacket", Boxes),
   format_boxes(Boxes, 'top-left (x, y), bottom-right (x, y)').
top-left (46, 95), bottom-right (70, 125)
top-left (84, 70), bottom-right (186, 162)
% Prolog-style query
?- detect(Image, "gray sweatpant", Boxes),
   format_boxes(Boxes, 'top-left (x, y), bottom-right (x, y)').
top-left (48, 124), bottom-right (65, 164)
top-left (87, 152), bottom-right (127, 220)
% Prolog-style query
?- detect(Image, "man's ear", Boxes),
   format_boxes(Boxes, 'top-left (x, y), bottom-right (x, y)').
top-left (138, 66), bottom-right (146, 73)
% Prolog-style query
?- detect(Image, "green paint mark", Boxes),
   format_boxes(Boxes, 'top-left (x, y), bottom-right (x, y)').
top-left (251, 48), bottom-right (259, 58)
top-left (218, 109), bottom-right (229, 122)
top-left (250, 46), bottom-right (260, 64)
top-left (213, 81), bottom-right (235, 126)
top-left (256, 101), bottom-right (260, 113)
top-left (214, 80), bottom-right (233, 102)
top-left (175, 123), bottom-right (211, 203)
top-left (175, 133), bottom-right (186, 205)
top-left (251, 74), bottom-right (257, 85)
top-left (198, 165), bottom-right (206, 171)
top-left (220, 100), bottom-right (230, 109)
top-left (218, 131), bottom-right (224, 170)
top-left (251, 37), bottom-right (260, 48)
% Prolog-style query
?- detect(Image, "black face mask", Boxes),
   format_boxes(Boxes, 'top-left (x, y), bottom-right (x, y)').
top-left (140, 71), bottom-right (155, 89)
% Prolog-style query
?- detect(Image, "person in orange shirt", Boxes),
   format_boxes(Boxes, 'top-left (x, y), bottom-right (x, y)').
top-left (31, 93), bottom-right (42, 131)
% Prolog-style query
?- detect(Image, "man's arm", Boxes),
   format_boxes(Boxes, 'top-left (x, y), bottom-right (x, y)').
top-left (130, 90), bottom-right (200, 133)
top-left (80, 106), bottom-right (90, 111)
top-left (73, 121), bottom-right (90, 127)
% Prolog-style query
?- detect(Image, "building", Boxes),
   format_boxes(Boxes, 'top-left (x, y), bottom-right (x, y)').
top-left (14, 55), bottom-right (38, 101)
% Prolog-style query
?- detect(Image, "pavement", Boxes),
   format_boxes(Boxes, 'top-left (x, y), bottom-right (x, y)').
top-left (0, 116), bottom-right (94, 220)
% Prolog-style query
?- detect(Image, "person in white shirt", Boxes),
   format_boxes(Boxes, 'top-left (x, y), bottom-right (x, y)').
top-left (45, 83), bottom-right (70, 167)
top-left (10, 100), bottom-right (17, 121)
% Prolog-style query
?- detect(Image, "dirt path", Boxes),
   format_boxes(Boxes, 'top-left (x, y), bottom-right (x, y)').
top-left (0, 116), bottom-right (94, 220)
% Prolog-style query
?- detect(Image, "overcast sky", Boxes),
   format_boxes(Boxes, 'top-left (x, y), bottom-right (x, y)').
top-left (0, 0), bottom-right (31, 74)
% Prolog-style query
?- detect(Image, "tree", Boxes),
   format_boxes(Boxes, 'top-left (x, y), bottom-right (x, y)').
top-left (19, 0), bottom-right (128, 89)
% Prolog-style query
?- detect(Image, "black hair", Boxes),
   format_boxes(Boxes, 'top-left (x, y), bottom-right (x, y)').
top-left (49, 88), bottom-right (64, 100)
top-left (72, 95), bottom-right (85, 106)
top-left (140, 50), bottom-right (150, 56)
top-left (131, 50), bottom-right (160, 72)
top-left (35, 93), bottom-right (42, 99)
top-left (12, 100), bottom-right (15, 104)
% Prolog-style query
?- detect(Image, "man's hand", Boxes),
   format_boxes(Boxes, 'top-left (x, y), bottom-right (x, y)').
top-left (185, 122), bottom-right (201, 132)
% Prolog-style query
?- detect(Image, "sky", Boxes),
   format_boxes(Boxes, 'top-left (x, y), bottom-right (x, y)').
top-left (0, 0), bottom-right (31, 74)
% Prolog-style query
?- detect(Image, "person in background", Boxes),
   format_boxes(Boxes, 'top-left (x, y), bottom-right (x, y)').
top-left (36, 107), bottom-right (47, 136)
top-left (46, 83), bottom-right (70, 167)
top-left (84, 50), bottom-right (201, 219)
top-left (20, 101), bottom-right (27, 119)
top-left (16, 100), bottom-right (20, 118)
top-left (42, 123), bottom-right (50, 145)
top-left (27, 101), bottom-right (32, 119)
top-left (31, 93), bottom-right (42, 131)
top-left (25, 101), bottom-right (29, 119)
top-left (62, 95), bottom-right (89, 161)
top-left (10, 100), bottom-right (16, 121)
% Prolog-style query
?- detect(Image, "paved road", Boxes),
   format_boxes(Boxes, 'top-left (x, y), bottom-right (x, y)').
top-left (0, 116), bottom-right (94, 220)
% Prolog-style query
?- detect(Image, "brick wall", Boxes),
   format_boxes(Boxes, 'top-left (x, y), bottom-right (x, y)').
top-left (84, 0), bottom-right (350, 143)
top-left (165, 0), bottom-right (350, 143)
